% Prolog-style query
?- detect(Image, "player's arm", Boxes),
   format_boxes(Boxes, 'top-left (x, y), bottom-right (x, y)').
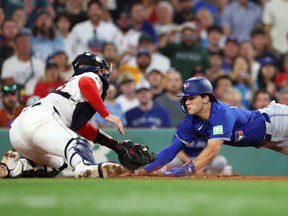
top-left (78, 76), bottom-right (124, 134)
top-left (143, 137), bottom-right (185, 173)
top-left (163, 139), bottom-right (223, 177)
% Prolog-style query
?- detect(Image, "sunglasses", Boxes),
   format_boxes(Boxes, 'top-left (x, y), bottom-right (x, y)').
top-left (2, 84), bottom-right (17, 95)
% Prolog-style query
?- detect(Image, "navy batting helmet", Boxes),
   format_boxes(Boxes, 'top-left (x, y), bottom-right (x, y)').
top-left (72, 51), bottom-right (110, 77)
top-left (178, 77), bottom-right (215, 113)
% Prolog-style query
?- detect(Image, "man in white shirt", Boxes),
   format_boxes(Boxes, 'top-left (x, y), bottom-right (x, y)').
top-left (115, 73), bottom-right (139, 113)
top-left (70, 0), bottom-right (121, 56)
top-left (1, 32), bottom-right (45, 96)
top-left (263, 0), bottom-right (288, 54)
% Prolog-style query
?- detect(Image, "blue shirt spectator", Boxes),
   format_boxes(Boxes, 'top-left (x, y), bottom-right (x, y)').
top-left (221, 0), bottom-right (262, 42)
top-left (125, 81), bottom-right (172, 128)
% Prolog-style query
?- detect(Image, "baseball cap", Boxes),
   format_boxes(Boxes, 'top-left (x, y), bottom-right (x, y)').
top-left (260, 57), bottom-right (276, 67)
top-left (135, 80), bottom-right (151, 92)
top-left (225, 36), bottom-right (239, 45)
top-left (138, 34), bottom-right (153, 44)
top-left (45, 60), bottom-right (59, 70)
top-left (147, 68), bottom-right (163, 76)
top-left (117, 72), bottom-right (135, 85)
top-left (275, 73), bottom-right (288, 86)
top-left (1, 84), bottom-right (17, 96)
top-left (180, 22), bottom-right (196, 32)
top-left (136, 48), bottom-right (151, 57)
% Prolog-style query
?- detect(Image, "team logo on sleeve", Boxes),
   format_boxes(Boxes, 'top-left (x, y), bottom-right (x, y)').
top-left (235, 130), bottom-right (245, 142)
top-left (213, 125), bottom-right (223, 135)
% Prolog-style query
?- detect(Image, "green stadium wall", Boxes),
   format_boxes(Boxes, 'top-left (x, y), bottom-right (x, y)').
top-left (0, 129), bottom-right (287, 176)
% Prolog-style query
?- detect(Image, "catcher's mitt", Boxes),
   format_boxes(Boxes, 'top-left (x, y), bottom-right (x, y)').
top-left (117, 140), bottom-right (157, 170)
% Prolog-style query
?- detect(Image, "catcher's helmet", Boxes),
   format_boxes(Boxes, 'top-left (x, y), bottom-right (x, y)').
top-left (178, 77), bottom-right (215, 113)
top-left (72, 51), bottom-right (110, 77)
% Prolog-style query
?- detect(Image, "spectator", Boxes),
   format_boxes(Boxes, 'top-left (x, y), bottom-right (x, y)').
top-left (275, 54), bottom-right (288, 89)
top-left (240, 40), bottom-right (261, 82)
top-left (126, 34), bottom-right (171, 73)
top-left (102, 42), bottom-right (119, 66)
top-left (206, 51), bottom-right (226, 82)
top-left (1, 32), bottom-right (45, 98)
top-left (173, 0), bottom-right (195, 24)
top-left (154, 1), bottom-right (177, 37)
top-left (277, 88), bottom-right (288, 105)
top-left (250, 27), bottom-right (276, 63)
top-left (115, 73), bottom-right (139, 113)
top-left (147, 68), bottom-right (165, 100)
top-left (34, 61), bottom-right (65, 98)
top-left (221, 0), bottom-right (262, 42)
top-left (0, 84), bottom-right (24, 128)
top-left (70, 0), bottom-right (121, 55)
top-left (221, 37), bottom-right (240, 74)
top-left (213, 75), bottom-right (233, 99)
top-left (11, 9), bottom-right (29, 34)
top-left (219, 87), bottom-right (243, 108)
top-left (50, 51), bottom-right (74, 81)
top-left (159, 22), bottom-right (210, 81)
top-left (116, 11), bottom-right (141, 55)
top-left (214, 0), bottom-right (230, 25)
top-left (119, 48), bottom-right (152, 83)
top-left (154, 69), bottom-right (186, 127)
top-left (31, 11), bottom-right (65, 61)
top-left (263, 0), bottom-right (288, 54)
top-left (231, 56), bottom-right (255, 108)
top-left (131, 2), bottom-right (158, 43)
top-left (0, 19), bottom-right (18, 73)
top-left (66, 0), bottom-right (88, 29)
top-left (125, 80), bottom-right (172, 128)
top-left (92, 84), bottom-right (126, 129)
top-left (257, 57), bottom-right (278, 96)
top-left (197, 8), bottom-right (214, 47)
top-left (55, 12), bottom-right (74, 62)
top-left (206, 25), bottom-right (223, 53)
top-left (252, 90), bottom-right (272, 109)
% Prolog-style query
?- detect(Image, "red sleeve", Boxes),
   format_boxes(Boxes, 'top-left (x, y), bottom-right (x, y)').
top-left (77, 123), bottom-right (99, 141)
top-left (34, 82), bottom-right (49, 98)
top-left (78, 76), bottom-right (109, 118)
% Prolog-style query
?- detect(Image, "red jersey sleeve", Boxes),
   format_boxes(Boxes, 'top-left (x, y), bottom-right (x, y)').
top-left (78, 76), bottom-right (109, 118)
top-left (77, 123), bottom-right (99, 141)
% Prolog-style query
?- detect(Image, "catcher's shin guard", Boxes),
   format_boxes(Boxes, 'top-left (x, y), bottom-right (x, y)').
top-left (64, 138), bottom-right (97, 169)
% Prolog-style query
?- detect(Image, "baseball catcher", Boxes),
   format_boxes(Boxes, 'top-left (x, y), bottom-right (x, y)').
top-left (0, 51), bottom-right (156, 179)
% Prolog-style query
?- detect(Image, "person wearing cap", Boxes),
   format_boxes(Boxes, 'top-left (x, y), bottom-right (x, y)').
top-left (125, 33), bottom-right (171, 74)
top-left (115, 72), bottom-right (139, 113)
top-left (0, 84), bottom-right (24, 128)
top-left (159, 21), bottom-right (210, 81)
top-left (257, 56), bottom-right (278, 96)
top-left (147, 68), bottom-right (165, 100)
top-left (125, 80), bottom-right (172, 128)
top-left (33, 61), bottom-right (65, 98)
top-left (221, 36), bottom-right (240, 74)
top-left (1, 32), bottom-right (45, 99)
top-left (31, 10), bottom-right (65, 61)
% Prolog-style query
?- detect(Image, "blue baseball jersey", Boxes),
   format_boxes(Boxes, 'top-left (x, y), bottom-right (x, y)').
top-left (125, 105), bottom-right (172, 128)
top-left (183, 137), bottom-right (207, 158)
top-left (176, 101), bottom-right (267, 147)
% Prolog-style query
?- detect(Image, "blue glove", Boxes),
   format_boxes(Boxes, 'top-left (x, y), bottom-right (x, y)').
top-left (163, 161), bottom-right (195, 177)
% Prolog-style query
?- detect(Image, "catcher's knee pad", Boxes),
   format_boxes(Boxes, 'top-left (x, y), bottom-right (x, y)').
top-left (64, 138), bottom-right (96, 168)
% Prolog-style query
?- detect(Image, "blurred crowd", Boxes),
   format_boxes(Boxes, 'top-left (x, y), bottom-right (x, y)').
top-left (1, 0), bottom-right (288, 130)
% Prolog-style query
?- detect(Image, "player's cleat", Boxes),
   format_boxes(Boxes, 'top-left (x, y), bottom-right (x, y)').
top-left (76, 162), bottom-right (125, 178)
top-left (0, 162), bottom-right (9, 178)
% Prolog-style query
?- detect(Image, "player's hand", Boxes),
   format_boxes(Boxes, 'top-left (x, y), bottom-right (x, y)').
top-left (163, 161), bottom-right (195, 177)
top-left (104, 114), bottom-right (124, 134)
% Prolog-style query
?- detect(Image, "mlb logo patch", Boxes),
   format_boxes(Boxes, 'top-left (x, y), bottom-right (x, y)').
top-left (183, 83), bottom-right (190, 90)
top-left (235, 130), bottom-right (245, 142)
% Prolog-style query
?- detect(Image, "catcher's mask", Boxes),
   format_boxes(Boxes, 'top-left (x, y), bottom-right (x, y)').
top-left (72, 51), bottom-right (111, 80)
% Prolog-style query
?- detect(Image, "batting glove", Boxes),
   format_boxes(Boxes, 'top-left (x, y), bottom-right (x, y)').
top-left (163, 160), bottom-right (195, 177)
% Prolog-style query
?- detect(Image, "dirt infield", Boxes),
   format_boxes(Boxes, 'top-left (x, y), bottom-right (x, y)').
top-left (116, 172), bottom-right (288, 181)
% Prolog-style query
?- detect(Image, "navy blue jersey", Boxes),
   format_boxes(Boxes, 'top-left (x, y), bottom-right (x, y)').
top-left (176, 101), bottom-right (267, 147)
top-left (125, 105), bottom-right (172, 128)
